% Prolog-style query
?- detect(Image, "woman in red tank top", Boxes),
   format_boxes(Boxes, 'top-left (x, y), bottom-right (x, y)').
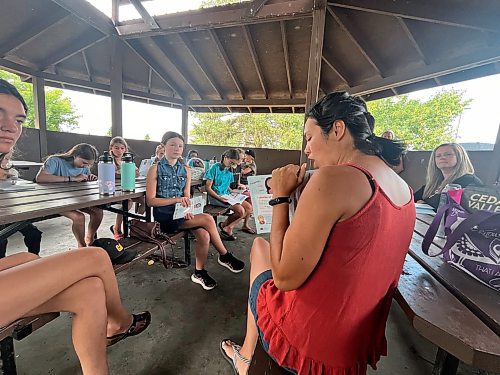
top-left (221, 92), bottom-right (416, 375)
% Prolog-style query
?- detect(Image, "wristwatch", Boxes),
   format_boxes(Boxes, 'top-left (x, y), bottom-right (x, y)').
top-left (268, 197), bottom-right (292, 206)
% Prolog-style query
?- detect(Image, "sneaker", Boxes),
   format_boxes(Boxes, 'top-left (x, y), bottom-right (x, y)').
top-left (218, 252), bottom-right (245, 273)
top-left (191, 270), bottom-right (217, 290)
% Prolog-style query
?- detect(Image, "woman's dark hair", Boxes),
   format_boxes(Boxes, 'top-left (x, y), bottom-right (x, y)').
top-left (0, 79), bottom-right (28, 114)
top-left (48, 143), bottom-right (98, 163)
top-left (264, 176), bottom-right (272, 194)
top-left (221, 149), bottom-right (240, 162)
top-left (187, 149), bottom-right (198, 158)
top-left (161, 131), bottom-right (184, 145)
top-left (306, 91), bottom-right (406, 166)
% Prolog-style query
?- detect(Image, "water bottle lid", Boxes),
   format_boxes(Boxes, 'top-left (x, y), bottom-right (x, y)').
top-left (122, 152), bottom-right (134, 162)
top-left (99, 151), bottom-right (113, 163)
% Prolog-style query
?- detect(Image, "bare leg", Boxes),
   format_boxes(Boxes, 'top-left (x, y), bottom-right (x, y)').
top-left (0, 248), bottom-right (131, 332)
top-left (221, 237), bottom-right (271, 374)
top-left (179, 213), bottom-right (228, 255)
top-left (61, 210), bottom-right (87, 247)
top-left (190, 227), bottom-right (210, 270)
top-left (23, 277), bottom-right (109, 375)
top-left (0, 252), bottom-right (39, 272)
top-left (81, 207), bottom-right (103, 245)
top-left (113, 201), bottom-right (132, 237)
top-left (221, 204), bottom-right (245, 235)
top-left (241, 201), bottom-right (253, 230)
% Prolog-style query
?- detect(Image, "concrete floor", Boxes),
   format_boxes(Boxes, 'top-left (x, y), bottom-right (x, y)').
top-left (4, 211), bottom-right (490, 375)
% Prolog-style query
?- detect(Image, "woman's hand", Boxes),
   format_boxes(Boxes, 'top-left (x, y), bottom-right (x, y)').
top-left (271, 163), bottom-right (307, 197)
top-left (72, 174), bottom-right (89, 182)
top-left (87, 174), bottom-right (98, 181)
top-left (184, 213), bottom-right (194, 220)
top-left (219, 196), bottom-right (229, 203)
top-left (179, 196), bottom-right (190, 207)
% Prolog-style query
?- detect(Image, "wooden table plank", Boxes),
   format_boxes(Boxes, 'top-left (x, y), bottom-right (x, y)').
top-left (411, 218), bottom-right (500, 336)
top-left (396, 255), bottom-right (500, 371)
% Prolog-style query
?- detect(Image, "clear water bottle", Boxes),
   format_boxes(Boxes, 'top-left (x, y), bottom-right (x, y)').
top-left (121, 152), bottom-right (136, 192)
top-left (436, 183), bottom-right (462, 238)
top-left (98, 151), bottom-right (115, 195)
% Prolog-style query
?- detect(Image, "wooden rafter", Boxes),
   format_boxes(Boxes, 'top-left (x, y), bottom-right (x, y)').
top-left (246, 0), bottom-right (269, 17)
top-left (208, 29), bottom-right (244, 99)
top-left (81, 50), bottom-right (96, 94)
top-left (129, 0), bottom-right (160, 30)
top-left (242, 26), bottom-right (267, 98)
top-left (147, 67), bottom-right (152, 93)
top-left (0, 10), bottom-right (69, 57)
top-left (328, 0), bottom-right (500, 33)
top-left (327, 7), bottom-right (383, 77)
top-left (38, 34), bottom-right (107, 71)
top-left (321, 55), bottom-right (349, 86)
top-left (125, 39), bottom-right (185, 98)
top-left (117, 0), bottom-right (315, 38)
top-left (112, 0), bottom-right (119, 24)
top-left (280, 21), bottom-right (293, 98)
top-left (178, 33), bottom-right (224, 100)
top-left (187, 98), bottom-right (304, 107)
top-left (150, 37), bottom-right (203, 99)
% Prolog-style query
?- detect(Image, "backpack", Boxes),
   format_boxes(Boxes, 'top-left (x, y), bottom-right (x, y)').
top-left (129, 219), bottom-right (175, 269)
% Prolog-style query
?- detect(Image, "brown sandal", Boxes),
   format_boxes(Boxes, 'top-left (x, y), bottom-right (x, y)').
top-left (107, 311), bottom-right (151, 347)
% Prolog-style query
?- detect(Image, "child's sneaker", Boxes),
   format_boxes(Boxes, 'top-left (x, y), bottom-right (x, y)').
top-left (218, 252), bottom-right (245, 273)
top-left (191, 269), bottom-right (217, 290)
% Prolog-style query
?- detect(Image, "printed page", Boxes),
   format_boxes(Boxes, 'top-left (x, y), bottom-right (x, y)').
top-left (248, 175), bottom-right (273, 234)
top-left (221, 192), bottom-right (247, 205)
top-left (173, 195), bottom-right (205, 219)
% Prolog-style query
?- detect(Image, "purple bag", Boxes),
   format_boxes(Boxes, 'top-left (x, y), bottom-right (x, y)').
top-left (422, 196), bottom-right (500, 292)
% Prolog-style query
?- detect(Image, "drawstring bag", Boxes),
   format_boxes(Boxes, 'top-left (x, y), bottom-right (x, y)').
top-left (422, 189), bottom-right (500, 292)
top-left (188, 157), bottom-right (205, 180)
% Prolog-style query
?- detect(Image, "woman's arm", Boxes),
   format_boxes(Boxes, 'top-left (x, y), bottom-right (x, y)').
top-left (183, 167), bottom-right (192, 198)
top-left (205, 179), bottom-right (229, 203)
top-left (270, 166), bottom-right (373, 291)
top-left (145, 164), bottom-right (183, 207)
top-left (36, 168), bottom-right (69, 183)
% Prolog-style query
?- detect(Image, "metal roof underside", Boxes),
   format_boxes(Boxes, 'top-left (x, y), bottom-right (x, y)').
top-left (1, 0), bottom-right (500, 113)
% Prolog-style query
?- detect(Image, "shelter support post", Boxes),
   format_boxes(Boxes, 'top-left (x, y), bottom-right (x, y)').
top-left (110, 36), bottom-right (123, 137)
top-left (301, 0), bottom-right (326, 164)
top-left (488, 123), bottom-right (500, 184)
top-left (181, 105), bottom-right (188, 141)
top-left (32, 76), bottom-right (47, 160)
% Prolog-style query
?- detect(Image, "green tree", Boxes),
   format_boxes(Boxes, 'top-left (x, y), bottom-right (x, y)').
top-left (190, 113), bottom-right (304, 149)
top-left (0, 70), bottom-right (79, 131)
top-left (144, 133), bottom-right (151, 141)
top-left (106, 127), bottom-right (112, 137)
top-left (369, 90), bottom-right (471, 150)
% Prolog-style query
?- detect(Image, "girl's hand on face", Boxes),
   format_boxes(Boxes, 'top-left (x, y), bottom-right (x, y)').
top-left (184, 213), bottom-right (194, 220)
top-left (271, 163), bottom-right (307, 197)
top-left (179, 196), bottom-right (190, 207)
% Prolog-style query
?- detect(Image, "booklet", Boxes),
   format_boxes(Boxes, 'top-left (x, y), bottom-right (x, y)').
top-left (248, 171), bottom-right (315, 234)
top-left (221, 192), bottom-right (247, 205)
top-left (173, 195), bottom-right (205, 219)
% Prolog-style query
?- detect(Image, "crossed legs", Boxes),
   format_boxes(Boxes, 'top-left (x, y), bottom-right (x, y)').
top-left (0, 248), bottom-right (136, 375)
top-left (221, 237), bottom-right (271, 374)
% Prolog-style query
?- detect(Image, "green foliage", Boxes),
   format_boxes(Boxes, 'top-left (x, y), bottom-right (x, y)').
top-left (0, 70), bottom-right (79, 132)
top-left (144, 133), bottom-right (151, 141)
top-left (368, 90), bottom-right (472, 150)
top-left (190, 113), bottom-right (304, 150)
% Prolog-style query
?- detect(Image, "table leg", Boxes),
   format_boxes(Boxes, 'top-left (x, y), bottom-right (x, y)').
top-left (122, 200), bottom-right (129, 238)
top-left (184, 231), bottom-right (191, 266)
top-left (432, 348), bottom-right (459, 375)
top-left (0, 337), bottom-right (17, 375)
top-left (145, 202), bottom-right (151, 222)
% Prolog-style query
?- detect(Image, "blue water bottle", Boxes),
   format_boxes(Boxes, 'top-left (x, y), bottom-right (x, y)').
top-left (98, 151), bottom-right (115, 195)
top-left (121, 152), bottom-right (136, 192)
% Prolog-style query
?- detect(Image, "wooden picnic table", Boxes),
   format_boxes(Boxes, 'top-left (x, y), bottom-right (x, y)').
top-left (10, 161), bottom-right (44, 170)
top-left (395, 213), bottom-right (500, 374)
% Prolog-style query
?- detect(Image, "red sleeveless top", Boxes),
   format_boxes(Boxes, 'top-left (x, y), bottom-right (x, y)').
top-left (256, 165), bottom-right (416, 374)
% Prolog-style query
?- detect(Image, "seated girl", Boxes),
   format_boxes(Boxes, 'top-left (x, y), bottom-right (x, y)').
top-left (36, 143), bottom-right (102, 247)
top-left (240, 149), bottom-right (257, 186)
top-left (205, 149), bottom-right (255, 239)
top-left (414, 142), bottom-right (483, 209)
top-left (109, 136), bottom-right (144, 240)
top-left (146, 132), bottom-right (245, 291)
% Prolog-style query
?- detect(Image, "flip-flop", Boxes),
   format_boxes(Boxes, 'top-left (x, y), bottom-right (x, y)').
top-left (107, 311), bottom-right (151, 347)
top-left (220, 339), bottom-right (251, 375)
top-left (218, 222), bottom-right (237, 241)
top-left (241, 227), bottom-right (256, 235)
top-left (110, 225), bottom-right (124, 241)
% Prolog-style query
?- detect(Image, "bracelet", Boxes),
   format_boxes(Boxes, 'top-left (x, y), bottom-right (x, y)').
top-left (68, 175), bottom-right (71, 182)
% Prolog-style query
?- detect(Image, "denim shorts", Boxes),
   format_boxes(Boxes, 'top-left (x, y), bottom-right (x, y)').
top-left (249, 270), bottom-right (296, 374)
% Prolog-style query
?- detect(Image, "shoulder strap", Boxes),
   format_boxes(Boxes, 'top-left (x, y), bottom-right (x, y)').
top-left (422, 202), bottom-right (452, 255)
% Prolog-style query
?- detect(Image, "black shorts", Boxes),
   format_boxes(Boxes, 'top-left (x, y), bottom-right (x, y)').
top-left (153, 205), bottom-right (185, 234)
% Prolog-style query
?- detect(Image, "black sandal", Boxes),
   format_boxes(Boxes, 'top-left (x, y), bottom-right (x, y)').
top-left (218, 222), bottom-right (237, 241)
top-left (107, 311), bottom-right (151, 347)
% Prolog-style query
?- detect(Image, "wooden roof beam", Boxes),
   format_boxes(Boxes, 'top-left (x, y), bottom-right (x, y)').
top-left (50, 0), bottom-right (118, 35)
top-left (243, 26), bottom-right (268, 98)
top-left (327, 7), bottom-right (384, 77)
top-left (0, 10), bottom-right (69, 57)
top-left (150, 37), bottom-right (203, 99)
top-left (126, 39), bottom-right (185, 98)
top-left (280, 21), bottom-right (293, 98)
top-left (178, 33), bottom-right (224, 100)
top-left (118, 0), bottom-right (315, 38)
top-left (246, 0), bottom-right (269, 17)
top-left (328, 0), bottom-right (500, 33)
top-left (81, 50), bottom-right (96, 94)
top-left (37, 34), bottom-right (107, 71)
top-left (129, 0), bottom-right (160, 30)
top-left (187, 98), bottom-right (304, 107)
top-left (208, 29), bottom-right (245, 99)
top-left (321, 55), bottom-right (350, 86)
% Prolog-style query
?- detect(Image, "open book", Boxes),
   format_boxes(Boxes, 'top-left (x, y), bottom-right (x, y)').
top-left (173, 195), bottom-right (205, 219)
top-left (221, 192), bottom-right (247, 205)
top-left (248, 171), bottom-right (314, 234)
